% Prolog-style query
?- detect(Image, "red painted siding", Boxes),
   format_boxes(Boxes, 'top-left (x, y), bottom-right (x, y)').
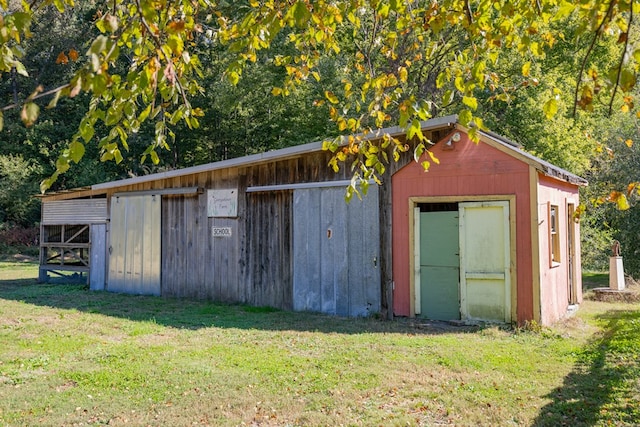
top-left (536, 174), bottom-right (582, 325)
top-left (391, 131), bottom-right (534, 322)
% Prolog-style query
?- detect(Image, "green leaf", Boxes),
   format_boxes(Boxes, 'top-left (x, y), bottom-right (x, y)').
top-left (291, 1), bottom-right (311, 28)
top-left (436, 72), bottom-right (448, 89)
top-left (555, 1), bottom-right (575, 20)
top-left (458, 109), bottom-right (472, 126)
top-left (619, 69), bottom-right (637, 92)
top-left (47, 89), bottom-right (62, 109)
top-left (407, 119), bottom-right (424, 141)
top-left (414, 142), bottom-right (425, 162)
top-left (20, 102), bottom-right (39, 127)
top-left (471, 61), bottom-right (486, 84)
top-left (113, 148), bottom-right (123, 164)
top-left (138, 104), bottom-right (152, 122)
top-left (79, 121), bottom-right (95, 142)
top-left (150, 150), bottom-right (160, 164)
top-left (14, 61), bottom-right (28, 77)
top-left (68, 141), bottom-right (85, 163)
top-left (56, 157), bottom-right (70, 173)
top-left (88, 35), bottom-right (108, 55)
top-left (40, 172), bottom-right (59, 193)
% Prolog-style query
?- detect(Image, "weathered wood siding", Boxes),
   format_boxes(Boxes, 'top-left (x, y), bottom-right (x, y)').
top-left (243, 191), bottom-right (292, 309)
top-left (292, 187), bottom-right (380, 316)
top-left (98, 151), bottom-right (371, 311)
top-left (89, 224), bottom-right (107, 290)
top-left (108, 195), bottom-right (162, 295)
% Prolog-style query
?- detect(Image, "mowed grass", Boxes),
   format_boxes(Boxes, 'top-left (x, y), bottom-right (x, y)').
top-left (0, 265), bottom-right (638, 426)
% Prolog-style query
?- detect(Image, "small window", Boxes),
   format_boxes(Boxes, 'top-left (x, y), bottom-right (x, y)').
top-left (549, 204), bottom-right (561, 265)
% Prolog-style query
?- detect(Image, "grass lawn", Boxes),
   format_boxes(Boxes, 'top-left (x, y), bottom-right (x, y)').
top-left (0, 264), bottom-right (638, 426)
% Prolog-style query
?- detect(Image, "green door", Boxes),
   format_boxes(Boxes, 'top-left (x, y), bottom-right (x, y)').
top-left (418, 210), bottom-right (460, 320)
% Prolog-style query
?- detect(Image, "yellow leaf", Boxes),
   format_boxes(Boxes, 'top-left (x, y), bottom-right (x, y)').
top-left (462, 96), bottom-right (478, 111)
top-left (543, 98), bottom-right (558, 119)
top-left (522, 61), bottom-right (531, 77)
top-left (608, 191), bottom-right (630, 210)
top-left (398, 66), bottom-right (408, 83)
top-left (617, 194), bottom-right (630, 210)
top-left (325, 91), bottom-right (339, 104)
top-left (227, 71), bottom-right (240, 85)
top-left (428, 150), bottom-right (440, 165)
top-left (271, 87), bottom-right (282, 96)
top-left (625, 139), bottom-right (633, 148)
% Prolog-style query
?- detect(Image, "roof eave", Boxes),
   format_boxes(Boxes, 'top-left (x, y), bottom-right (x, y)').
top-left (90, 115), bottom-right (458, 192)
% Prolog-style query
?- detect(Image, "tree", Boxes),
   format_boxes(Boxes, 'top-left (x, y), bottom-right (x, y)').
top-left (0, 154), bottom-right (41, 227)
top-left (0, 1), bottom-right (637, 196)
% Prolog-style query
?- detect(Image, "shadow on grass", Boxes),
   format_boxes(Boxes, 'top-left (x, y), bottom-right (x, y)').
top-left (0, 277), bottom-right (482, 335)
top-left (581, 272), bottom-right (609, 291)
top-left (533, 309), bottom-right (640, 426)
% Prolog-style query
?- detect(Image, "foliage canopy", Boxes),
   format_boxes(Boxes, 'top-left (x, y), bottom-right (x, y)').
top-left (0, 0), bottom-right (638, 196)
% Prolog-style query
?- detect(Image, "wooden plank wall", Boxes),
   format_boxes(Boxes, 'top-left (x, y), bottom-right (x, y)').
top-left (243, 191), bottom-right (292, 309)
top-left (112, 153), bottom-right (342, 309)
top-left (99, 138), bottom-right (444, 314)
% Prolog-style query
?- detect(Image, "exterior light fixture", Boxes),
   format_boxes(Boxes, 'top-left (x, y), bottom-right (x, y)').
top-left (443, 131), bottom-right (461, 150)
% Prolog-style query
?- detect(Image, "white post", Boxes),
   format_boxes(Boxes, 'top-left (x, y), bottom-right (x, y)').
top-left (609, 256), bottom-right (625, 291)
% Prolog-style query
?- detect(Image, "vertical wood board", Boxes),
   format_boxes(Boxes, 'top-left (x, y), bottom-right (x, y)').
top-left (293, 187), bottom-right (381, 316)
top-left (90, 224), bottom-right (106, 291)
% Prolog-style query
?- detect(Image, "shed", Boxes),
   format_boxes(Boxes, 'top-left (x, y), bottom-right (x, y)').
top-left (38, 115), bottom-right (586, 325)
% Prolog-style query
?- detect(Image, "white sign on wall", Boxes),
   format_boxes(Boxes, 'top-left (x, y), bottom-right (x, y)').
top-left (207, 189), bottom-right (238, 217)
top-left (212, 227), bottom-right (233, 237)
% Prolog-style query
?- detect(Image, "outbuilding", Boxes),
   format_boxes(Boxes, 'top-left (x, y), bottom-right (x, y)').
top-left (38, 115), bottom-right (586, 325)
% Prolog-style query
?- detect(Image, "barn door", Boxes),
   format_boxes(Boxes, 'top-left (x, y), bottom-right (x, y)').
top-left (459, 201), bottom-right (511, 322)
top-left (293, 187), bottom-right (380, 316)
top-left (108, 195), bottom-right (161, 295)
top-left (416, 209), bottom-right (460, 320)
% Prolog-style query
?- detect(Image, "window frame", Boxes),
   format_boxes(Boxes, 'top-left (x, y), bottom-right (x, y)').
top-left (549, 203), bottom-right (561, 266)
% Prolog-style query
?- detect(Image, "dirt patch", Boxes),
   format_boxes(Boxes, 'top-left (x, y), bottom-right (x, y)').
top-left (12, 254), bottom-right (37, 262)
